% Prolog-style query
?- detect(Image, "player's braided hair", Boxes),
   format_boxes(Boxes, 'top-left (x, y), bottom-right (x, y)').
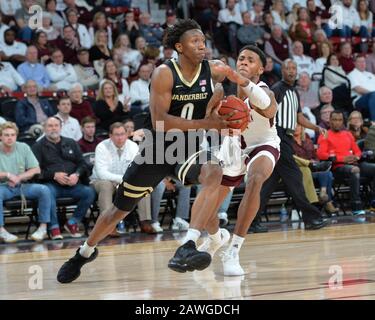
top-left (163, 19), bottom-right (201, 52)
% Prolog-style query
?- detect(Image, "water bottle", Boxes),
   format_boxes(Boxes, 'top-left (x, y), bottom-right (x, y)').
top-left (280, 204), bottom-right (288, 223)
top-left (116, 220), bottom-right (126, 234)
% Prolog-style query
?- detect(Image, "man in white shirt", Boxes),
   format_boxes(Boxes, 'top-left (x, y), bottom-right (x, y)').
top-left (292, 41), bottom-right (316, 78)
top-left (129, 63), bottom-right (152, 114)
top-left (91, 122), bottom-right (151, 233)
top-left (46, 48), bottom-right (78, 91)
top-left (55, 96), bottom-right (82, 141)
top-left (0, 0), bottom-right (22, 17)
top-left (0, 55), bottom-right (24, 92)
top-left (348, 55), bottom-right (375, 121)
top-left (0, 28), bottom-right (26, 66)
top-left (218, 0), bottom-right (243, 57)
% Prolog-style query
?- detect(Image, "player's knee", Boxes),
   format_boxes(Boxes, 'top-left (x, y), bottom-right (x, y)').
top-left (247, 172), bottom-right (267, 189)
top-left (200, 163), bottom-right (223, 187)
top-left (104, 206), bottom-right (128, 223)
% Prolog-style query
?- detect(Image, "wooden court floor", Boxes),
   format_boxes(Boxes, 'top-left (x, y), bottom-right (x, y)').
top-left (1, 222), bottom-right (375, 300)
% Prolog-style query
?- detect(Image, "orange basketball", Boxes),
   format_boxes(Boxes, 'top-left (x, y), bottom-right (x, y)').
top-left (218, 95), bottom-right (250, 131)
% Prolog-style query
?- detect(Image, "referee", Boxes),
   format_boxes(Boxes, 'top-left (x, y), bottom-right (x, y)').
top-left (255, 59), bottom-right (328, 230)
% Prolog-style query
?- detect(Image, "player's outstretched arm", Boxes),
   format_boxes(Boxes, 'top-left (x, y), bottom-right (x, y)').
top-left (150, 65), bottom-right (232, 131)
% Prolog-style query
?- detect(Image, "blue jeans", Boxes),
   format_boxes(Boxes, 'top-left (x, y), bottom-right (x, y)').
top-left (151, 180), bottom-right (191, 222)
top-left (312, 171), bottom-right (334, 200)
top-left (325, 25), bottom-right (369, 38)
top-left (355, 92), bottom-right (375, 121)
top-left (45, 183), bottom-right (96, 229)
top-left (0, 183), bottom-right (53, 227)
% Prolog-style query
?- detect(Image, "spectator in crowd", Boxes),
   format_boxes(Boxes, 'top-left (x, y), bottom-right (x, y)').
top-left (68, 82), bottom-right (95, 123)
top-left (297, 71), bottom-right (320, 110)
top-left (15, 80), bottom-right (55, 133)
top-left (365, 42), bottom-right (375, 74)
top-left (0, 0), bottom-right (21, 24)
top-left (139, 12), bottom-right (163, 48)
top-left (94, 79), bottom-right (129, 131)
top-left (325, 0), bottom-right (363, 39)
top-left (90, 122), bottom-right (144, 233)
top-left (33, 31), bottom-right (53, 65)
top-left (291, 40), bottom-right (316, 77)
top-left (307, 0), bottom-right (330, 30)
top-left (347, 110), bottom-right (368, 141)
top-left (317, 110), bottom-right (375, 215)
top-left (286, 2), bottom-right (301, 26)
top-left (101, 59), bottom-right (131, 110)
top-left (218, 0), bottom-right (243, 57)
top-left (55, 96), bottom-right (82, 141)
top-left (318, 104), bottom-right (335, 130)
top-left (89, 12), bottom-right (113, 50)
top-left (150, 178), bottom-right (191, 233)
top-left (32, 116), bottom-right (96, 237)
top-left (0, 12), bottom-right (9, 44)
top-left (63, 0), bottom-right (93, 26)
top-left (46, 48), bottom-right (78, 91)
top-left (250, 0), bottom-right (265, 26)
top-left (122, 118), bottom-right (144, 143)
top-left (348, 55), bottom-right (375, 121)
top-left (74, 48), bottom-right (100, 90)
top-left (237, 11), bottom-right (267, 47)
top-left (293, 123), bottom-right (338, 214)
top-left (264, 24), bottom-right (292, 75)
top-left (162, 8), bottom-right (178, 29)
top-left (260, 56), bottom-right (281, 87)
top-left (263, 10), bottom-right (275, 31)
top-left (318, 86), bottom-right (335, 110)
top-left (314, 40), bottom-right (332, 74)
top-left (54, 25), bottom-right (80, 65)
top-left (129, 63), bottom-right (152, 114)
top-left (0, 54), bottom-right (25, 92)
top-left (65, 8), bottom-right (92, 49)
top-left (78, 116), bottom-right (102, 153)
top-left (112, 33), bottom-right (142, 78)
top-left (14, 0), bottom-right (36, 42)
top-left (134, 36), bottom-right (147, 60)
top-left (17, 45), bottom-right (51, 89)
top-left (0, 28), bottom-right (27, 67)
top-left (271, 0), bottom-right (288, 31)
top-left (155, 45), bottom-right (176, 67)
top-left (218, 54), bottom-right (237, 95)
top-left (89, 29), bottom-right (111, 75)
top-left (289, 7), bottom-right (317, 55)
top-left (357, 0), bottom-right (374, 41)
top-left (323, 54), bottom-right (348, 91)
top-left (339, 42), bottom-right (355, 73)
top-left (46, 0), bottom-right (65, 33)
top-left (310, 28), bottom-right (328, 59)
top-left (120, 10), bottom-right (140, 48)
top-left (0, 122), bottom-right (56, 243)
top-left (37, 12), bottom-right (60, 41)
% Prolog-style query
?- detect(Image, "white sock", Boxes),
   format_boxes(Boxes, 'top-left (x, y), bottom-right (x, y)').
top-left (228, 234), bottom-right (245, 255)
top-left (209, 228), bottom-right (222, 243)
top-left (182, 228), bottom-right (201, 244)
top-left (79, 241), bottom-right (96, 258)
top-left (38, 225), bottom-right (47, 231)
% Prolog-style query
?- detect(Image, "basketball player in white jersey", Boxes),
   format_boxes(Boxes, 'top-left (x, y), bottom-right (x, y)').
top-left (198, 45), bottom-right (280, 276)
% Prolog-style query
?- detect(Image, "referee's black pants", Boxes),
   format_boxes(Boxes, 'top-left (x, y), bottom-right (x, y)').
top-left (257, 128), bottom-right (322, 222)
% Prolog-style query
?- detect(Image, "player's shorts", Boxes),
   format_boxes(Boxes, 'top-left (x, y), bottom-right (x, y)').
top-left (114, 149), bottom-right (219, 212)
top-left (221, 141), bottom-right (280, 188)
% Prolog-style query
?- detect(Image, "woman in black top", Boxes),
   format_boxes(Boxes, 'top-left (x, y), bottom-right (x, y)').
top-left (93, 80), bottom-right (129, 131)
top-left (89, 30), bottom-right (111, 63)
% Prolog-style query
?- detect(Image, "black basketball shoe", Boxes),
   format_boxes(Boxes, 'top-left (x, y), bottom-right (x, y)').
top-left (57, 248), bottom-right (98, 283)
top-left (168, 240), bottom-right (212, 273)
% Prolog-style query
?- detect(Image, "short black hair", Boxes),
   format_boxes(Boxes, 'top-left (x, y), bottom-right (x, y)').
top-left (163, 19), bottom-right (201, 52)
top-left (239, 45), bottom-right (267, 67)
top-left (330, 110), bottom-right (344, 119)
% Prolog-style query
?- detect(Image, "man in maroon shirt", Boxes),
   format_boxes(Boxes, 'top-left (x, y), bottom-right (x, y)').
top-left (78, 116), bottom-right (102, 153)
top-left (52, 26), bottom-right (80, 65)
top-left (317, 110), bottom-right (375, 214)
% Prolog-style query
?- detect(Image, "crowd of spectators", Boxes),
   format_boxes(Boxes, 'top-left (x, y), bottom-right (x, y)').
top-left (1, 0), bottom-right (375, 243)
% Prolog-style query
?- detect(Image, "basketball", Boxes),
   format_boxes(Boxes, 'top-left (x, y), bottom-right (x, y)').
top-left (218, 95), bottom-right (250, 131)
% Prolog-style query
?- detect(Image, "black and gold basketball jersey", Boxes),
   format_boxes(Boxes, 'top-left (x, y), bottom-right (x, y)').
top-left (165, 58), bottom-right (214, 120)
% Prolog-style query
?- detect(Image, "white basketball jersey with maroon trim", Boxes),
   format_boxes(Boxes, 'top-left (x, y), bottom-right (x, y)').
top-left (242, 81), bottom-right (280, 150)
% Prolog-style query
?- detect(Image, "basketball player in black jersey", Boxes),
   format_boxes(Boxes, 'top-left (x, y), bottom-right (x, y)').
top-left (57, 19), bottom-right (239, 283)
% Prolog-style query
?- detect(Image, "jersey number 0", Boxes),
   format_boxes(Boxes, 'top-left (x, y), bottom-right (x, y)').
top-left (180, 103), bottom-right (195, 120)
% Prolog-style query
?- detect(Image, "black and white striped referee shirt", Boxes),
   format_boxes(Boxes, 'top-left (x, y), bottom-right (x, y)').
top-left (271, 80), bottom-right (302, 131)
